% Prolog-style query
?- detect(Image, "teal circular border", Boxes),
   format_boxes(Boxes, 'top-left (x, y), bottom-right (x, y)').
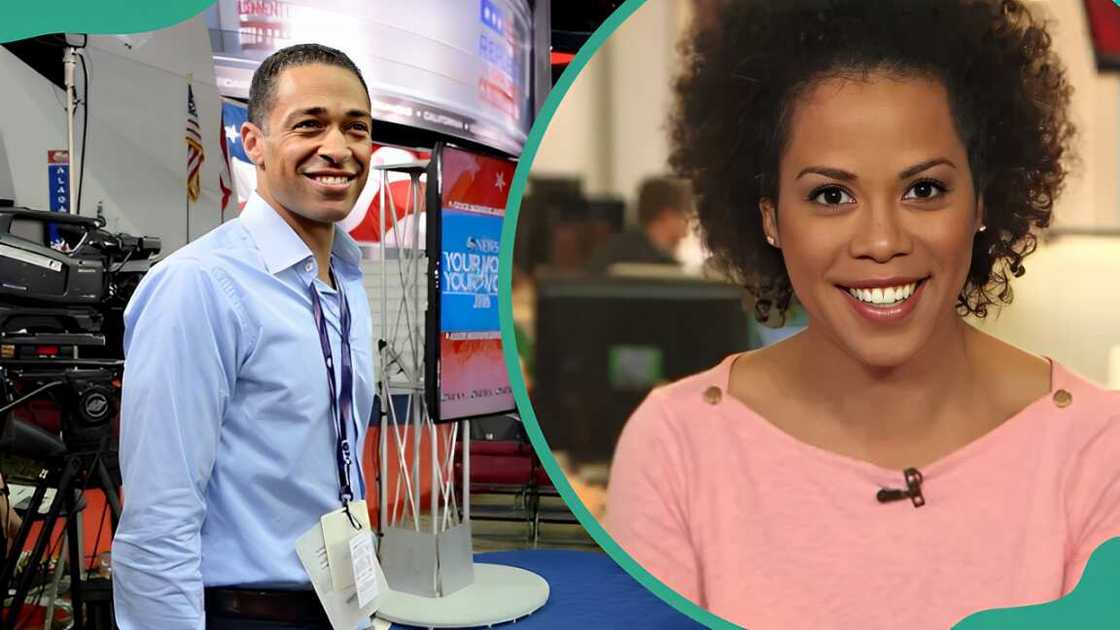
top-left (497, 1), bottom-right (1120, 629)
top-left (497, 1), bottom-right (737, 627)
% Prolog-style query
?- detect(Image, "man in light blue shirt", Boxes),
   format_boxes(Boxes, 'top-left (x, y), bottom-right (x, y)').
top-left (112, 44), bottom-right (376, 629)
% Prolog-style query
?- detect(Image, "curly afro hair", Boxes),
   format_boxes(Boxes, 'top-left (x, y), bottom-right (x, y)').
top-left (671, 0), bottom-right (1074, 321)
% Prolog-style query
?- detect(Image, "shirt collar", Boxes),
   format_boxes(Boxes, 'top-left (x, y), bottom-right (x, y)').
top-left (240, 191), bottom-right (363, 279)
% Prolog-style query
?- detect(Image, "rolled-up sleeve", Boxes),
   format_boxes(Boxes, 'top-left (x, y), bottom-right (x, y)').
top-left (111, 258), bottom-right (248, 630)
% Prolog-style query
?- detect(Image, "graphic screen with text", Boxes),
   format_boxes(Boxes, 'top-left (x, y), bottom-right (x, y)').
top-left (437, 146), bottom-right (516, 420)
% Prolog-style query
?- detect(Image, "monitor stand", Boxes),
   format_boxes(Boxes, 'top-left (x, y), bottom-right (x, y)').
top-left (370, 162), bottom-right (548, 627)
top-left (376, 562), bottom-right (548, 628)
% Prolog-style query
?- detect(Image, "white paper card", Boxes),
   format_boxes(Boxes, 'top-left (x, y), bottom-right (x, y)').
top-left (322, 500), bottom-right (372, 591)
top-left (350, 532), bottom-right (380, 608)
top-left (296, 519), bottom-right (378, 629)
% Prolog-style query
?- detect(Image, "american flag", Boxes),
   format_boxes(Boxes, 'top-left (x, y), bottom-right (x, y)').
top-left (218, 104), bottom-right (234, 220)
top-left (186, 84), bottom-right (204, 203)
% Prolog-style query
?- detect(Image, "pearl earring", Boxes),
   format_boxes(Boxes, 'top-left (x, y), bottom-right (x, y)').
top-left (766, 235), bottom-right (776, 246)
top-left (978, 225), bottom-right (987, 233)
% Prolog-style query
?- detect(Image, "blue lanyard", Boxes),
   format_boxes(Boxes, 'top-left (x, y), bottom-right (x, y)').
top-left (308, 269), bottom-right (358, 509)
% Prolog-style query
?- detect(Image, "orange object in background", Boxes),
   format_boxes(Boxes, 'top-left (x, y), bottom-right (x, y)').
top-left (15, 486), bottom-right (115, 596)
top-left (362, 424), bottom-right (458, 528)
top-left (0, 601), bottom-right (71, 629)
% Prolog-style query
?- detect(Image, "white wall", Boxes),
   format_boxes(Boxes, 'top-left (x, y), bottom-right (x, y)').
top-left (531, 0), bottom-right (688, 221)
top-left (601, 0), bottom-right (678, 222)
top-left (0, 47), bottom-right (70, 206)
top-left (972, 235), bottom-right (1120, 387)
top-left (0, 14), bottom-right (226, 255)
top-left (531, 45), bottom-right (609, 194)
top-left (1028, 0), bottom-right (1120, 228)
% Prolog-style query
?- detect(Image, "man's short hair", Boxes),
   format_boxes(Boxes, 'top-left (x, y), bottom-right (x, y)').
top-left (247, 43), bottom-right (369, 129)
top-left (637, 176), bottom-right (693, 226)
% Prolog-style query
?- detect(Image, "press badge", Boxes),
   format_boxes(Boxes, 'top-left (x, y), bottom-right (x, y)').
top-left (321, 499), bottom-right (373, 591)
top-left (296, 514), bottom-right (381, 629)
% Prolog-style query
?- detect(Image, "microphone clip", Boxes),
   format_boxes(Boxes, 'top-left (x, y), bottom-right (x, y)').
top-left (876, 467), bottom-right (925, 508)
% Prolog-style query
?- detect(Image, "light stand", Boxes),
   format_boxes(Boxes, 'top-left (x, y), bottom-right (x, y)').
top-left (63, 43), bottom-right (80, 216)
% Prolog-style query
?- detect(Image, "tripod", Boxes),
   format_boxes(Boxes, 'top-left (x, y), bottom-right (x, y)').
top-left (1, 364), bottom-right (122, 630)
top-left (1, 424), bottom-right (120, 630)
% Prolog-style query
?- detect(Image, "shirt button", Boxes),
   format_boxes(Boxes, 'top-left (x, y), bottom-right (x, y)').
top-left (304, 260), bottom-right (314, 273)
top-left (1052, 389), bottom-right (1072, 408)
top-left (703, 386), bottom-right (722, 405)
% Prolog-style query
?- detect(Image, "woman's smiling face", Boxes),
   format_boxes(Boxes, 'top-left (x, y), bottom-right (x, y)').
top-left (761, 73), bottom-right (984, 368)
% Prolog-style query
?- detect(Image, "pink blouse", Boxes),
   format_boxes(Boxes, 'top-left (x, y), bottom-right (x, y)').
top-left (606, 355), bottom-right (1120, 629)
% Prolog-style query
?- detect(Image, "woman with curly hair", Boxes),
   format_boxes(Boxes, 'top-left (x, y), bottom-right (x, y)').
top-left (605, 1), bottom-right (1120, 628)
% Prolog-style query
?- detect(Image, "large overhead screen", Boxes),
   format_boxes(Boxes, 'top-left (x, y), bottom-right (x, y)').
top-left (205, 0), bottom-right (535, 154)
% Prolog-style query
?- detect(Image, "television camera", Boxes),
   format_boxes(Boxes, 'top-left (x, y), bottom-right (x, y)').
top-left (0, 204), bottom-right (160, 629)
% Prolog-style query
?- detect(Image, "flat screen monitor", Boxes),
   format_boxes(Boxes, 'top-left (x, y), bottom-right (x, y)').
top-left (204, 0), bottom-right (548, 155)
top-left (532, 274), bottom-right (755, 463)
top-left (426, 143), bottom-right (517, 422)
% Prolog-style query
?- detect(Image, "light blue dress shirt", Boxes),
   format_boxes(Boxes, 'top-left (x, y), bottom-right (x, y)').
top-left (112, 193), bottom-right (375, 629)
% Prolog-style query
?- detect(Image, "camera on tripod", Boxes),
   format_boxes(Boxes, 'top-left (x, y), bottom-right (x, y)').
top-left (0, 204), bottom-right (160, 629)
top-left (0, 203), bottom-right (160, 454)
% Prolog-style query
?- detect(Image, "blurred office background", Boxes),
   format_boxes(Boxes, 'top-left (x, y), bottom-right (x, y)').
top-left (516, 0), bottom-right (1120, 517)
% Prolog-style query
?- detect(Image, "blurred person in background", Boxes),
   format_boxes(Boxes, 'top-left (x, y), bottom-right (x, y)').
top-left (587, 175), bottom-right (693, 271)
top-left (606, 1), bottom-right (1120, 629)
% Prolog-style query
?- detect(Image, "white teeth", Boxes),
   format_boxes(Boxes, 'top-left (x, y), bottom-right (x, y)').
top-left (847, 282), bottom-right (918, 306)
top-left (313, 175), bottom-right (349, 185)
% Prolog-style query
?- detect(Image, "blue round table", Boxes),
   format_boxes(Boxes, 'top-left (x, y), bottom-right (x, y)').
top-left (389, 549), bottom-right (700, 629)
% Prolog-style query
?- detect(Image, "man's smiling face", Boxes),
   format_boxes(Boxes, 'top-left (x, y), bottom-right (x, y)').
top-left (243, 63), bottom-right (372, 225)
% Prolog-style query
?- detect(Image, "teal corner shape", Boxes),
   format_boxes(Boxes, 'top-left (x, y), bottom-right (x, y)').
top-left (1, 0), bottom-right (214, 43)
top-left (955, 537), bottom-right (1120, 629)
top-left (496, 1), bottom-right (1120, 629)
